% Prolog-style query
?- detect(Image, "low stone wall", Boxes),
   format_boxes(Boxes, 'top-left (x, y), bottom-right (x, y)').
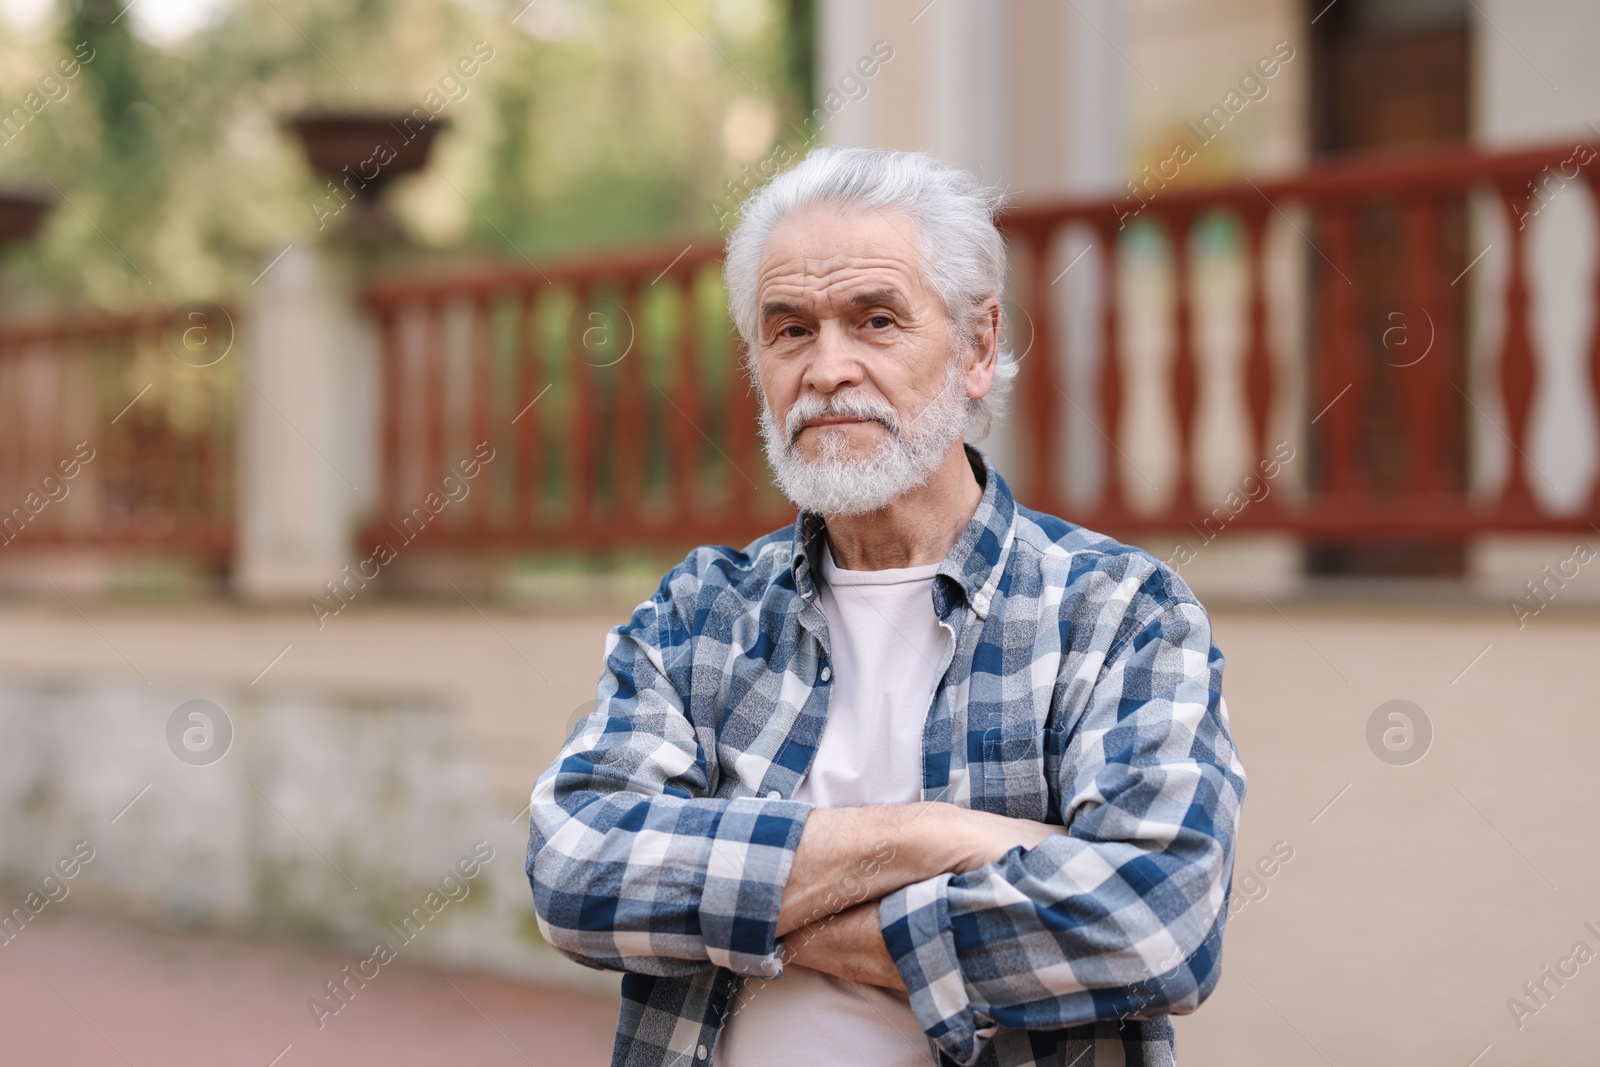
top-left (0, 674), bottom-right (615, 995)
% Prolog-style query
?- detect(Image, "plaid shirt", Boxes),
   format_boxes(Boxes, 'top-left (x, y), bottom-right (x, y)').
top-left (527, 444), bottom-right (1246, 1067)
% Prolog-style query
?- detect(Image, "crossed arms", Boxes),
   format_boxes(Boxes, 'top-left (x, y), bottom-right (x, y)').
top-left (772, 802), bottom-right (1069, 989)
top-left (526, 568), bottom-right (1246, 1064)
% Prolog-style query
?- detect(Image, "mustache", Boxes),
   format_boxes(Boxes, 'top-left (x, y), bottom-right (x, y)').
top-left (783, 391), bottom-right (900, 445)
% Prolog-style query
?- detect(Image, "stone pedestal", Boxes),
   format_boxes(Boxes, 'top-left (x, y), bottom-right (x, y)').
top-left (235, 243), bottom-right (378, 601)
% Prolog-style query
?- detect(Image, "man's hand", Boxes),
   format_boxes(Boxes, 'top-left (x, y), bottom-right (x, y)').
top-left (782, 899), bottom-right (906, 991)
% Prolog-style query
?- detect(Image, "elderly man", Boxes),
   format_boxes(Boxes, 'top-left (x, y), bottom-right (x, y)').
top-left (527, 146), bottom-right (1246, 1067)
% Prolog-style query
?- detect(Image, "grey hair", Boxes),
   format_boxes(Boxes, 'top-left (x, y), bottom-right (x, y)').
top-left (723, 145), bottom-right (1017, 440)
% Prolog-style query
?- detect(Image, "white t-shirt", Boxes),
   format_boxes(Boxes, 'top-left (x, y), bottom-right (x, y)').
top-left (716, 541), bottom-right (948, 1066)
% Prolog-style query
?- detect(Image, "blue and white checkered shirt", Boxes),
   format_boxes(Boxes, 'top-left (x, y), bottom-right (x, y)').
top-left (527, 444), bottom-right (1246, 1066)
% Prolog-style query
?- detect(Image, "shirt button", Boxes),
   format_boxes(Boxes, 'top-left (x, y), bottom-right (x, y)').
top-left (766, 790), bottom-right (781, 800)
top-left (697, 1044), bottom-right (709, 1059)
top-left (973, 592), bottom-right (990, 613)
top-left (820, 666), bottom-right (831, 682)
top-left (800, 588), bottom-right (813, 599)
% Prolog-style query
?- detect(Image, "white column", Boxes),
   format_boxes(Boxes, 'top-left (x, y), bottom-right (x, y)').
top-left (1053, 0), bottom-right (1128, 511)
top-left (235, 243), bottom-right (378, 601)
top-left (1060, 0), bottom-right (1126, 196)
top-left (920, 0), bottom-right (1007, 181)
top-left (816, 0), bottom-right (877, 147)
top-left (817, 0), bottom-right (1011, 174)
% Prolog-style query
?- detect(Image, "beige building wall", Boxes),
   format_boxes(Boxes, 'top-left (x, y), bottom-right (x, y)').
top-left (1127, 0), bottom-right (1307, 183)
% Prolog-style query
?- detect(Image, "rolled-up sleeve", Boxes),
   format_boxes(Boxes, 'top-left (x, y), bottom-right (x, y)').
top-left (526, 573), bottom-right (814, 979)
top-left (877, 576), bottom-right (1246, 1066)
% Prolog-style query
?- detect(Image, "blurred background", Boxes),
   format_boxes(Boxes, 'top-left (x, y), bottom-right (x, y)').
top-left (1, 0), bottom-right (1597, 1063)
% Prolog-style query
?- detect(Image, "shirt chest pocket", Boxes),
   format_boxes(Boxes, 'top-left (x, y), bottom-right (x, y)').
top-left (977, 724), bottom-right (1065, 823)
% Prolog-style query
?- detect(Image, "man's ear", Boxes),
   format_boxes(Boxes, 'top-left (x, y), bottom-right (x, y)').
top-left (964, 298), bottom-right (1002, 400)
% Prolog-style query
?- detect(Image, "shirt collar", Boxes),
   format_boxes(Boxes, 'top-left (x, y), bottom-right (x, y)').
top-left (790, 443), bottom-right (1017, 620)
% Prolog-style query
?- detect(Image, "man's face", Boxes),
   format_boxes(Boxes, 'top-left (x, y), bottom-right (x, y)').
top-left (752, 206), bottom-right (996, 515)
top-left (756, 206), bottom-right (958, 461)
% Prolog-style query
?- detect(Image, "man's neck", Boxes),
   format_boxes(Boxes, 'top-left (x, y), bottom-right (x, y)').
top-left (821, 442), bottom-right (983, 570)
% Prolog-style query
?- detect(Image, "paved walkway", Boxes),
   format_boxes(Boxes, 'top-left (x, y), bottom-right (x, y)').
top-left (1, 912), bottom-right (620, 1066)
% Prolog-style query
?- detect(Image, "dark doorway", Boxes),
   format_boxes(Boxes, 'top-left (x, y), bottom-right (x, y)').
top-left (1306, 0), bottom-right (1473, 576)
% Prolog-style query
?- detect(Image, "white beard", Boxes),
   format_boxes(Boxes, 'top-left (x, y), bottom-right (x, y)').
top-left (757, 353), bottom-right (969, 517)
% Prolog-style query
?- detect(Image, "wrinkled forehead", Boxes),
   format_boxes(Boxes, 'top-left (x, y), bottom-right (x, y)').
top-left (755, 205), bottom-right (936, 312)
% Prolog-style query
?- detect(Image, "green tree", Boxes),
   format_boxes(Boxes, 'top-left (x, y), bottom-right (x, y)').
top-left (0, 0), bottom-right (799, 309)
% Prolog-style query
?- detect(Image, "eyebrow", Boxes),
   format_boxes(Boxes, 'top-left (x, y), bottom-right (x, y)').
top-left (758, 288), bottom-right (911, 329)
top-left (759, 300), bottom-right (803, 328)
top-left (845, 288), bottom-right (910, 314)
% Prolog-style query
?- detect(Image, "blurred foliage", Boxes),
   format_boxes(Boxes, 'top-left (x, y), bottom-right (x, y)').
top-left (0, 0), bottom-right (808, 310)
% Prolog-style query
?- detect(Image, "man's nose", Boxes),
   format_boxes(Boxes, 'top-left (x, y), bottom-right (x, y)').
top-left (801, 319), bottom-right (864, 395)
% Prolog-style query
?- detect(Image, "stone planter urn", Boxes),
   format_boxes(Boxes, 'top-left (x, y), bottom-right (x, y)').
top-left (287, 111), bottom-right (452, 243)
top-left (0, 192), bottom-right (52, 252)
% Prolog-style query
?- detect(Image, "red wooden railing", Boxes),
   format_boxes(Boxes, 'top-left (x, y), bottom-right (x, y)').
top-left (360, 141), bottom-right (1600, 557)
top-left (1001, 140), bottom-right (1600, 537)
top-left (362, 243), bottom-right (792, 554)
top-left (0, 310), bottom-right (235, 560)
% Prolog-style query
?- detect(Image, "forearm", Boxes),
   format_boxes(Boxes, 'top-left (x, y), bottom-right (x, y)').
top-left (775, 802), bottom-right (939, 937)
top-left (776, 800), bottom-right (1069, 938)
top-left (531, 787), bottom-right (813, 976)
top-left (877, 786), bottom-right (1240, 1064)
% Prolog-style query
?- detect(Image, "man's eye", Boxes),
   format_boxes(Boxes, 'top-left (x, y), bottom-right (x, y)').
top-left (866, 315), bottom-right (892, 329)
top-left (780, 325), bottom-right (808, 338)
